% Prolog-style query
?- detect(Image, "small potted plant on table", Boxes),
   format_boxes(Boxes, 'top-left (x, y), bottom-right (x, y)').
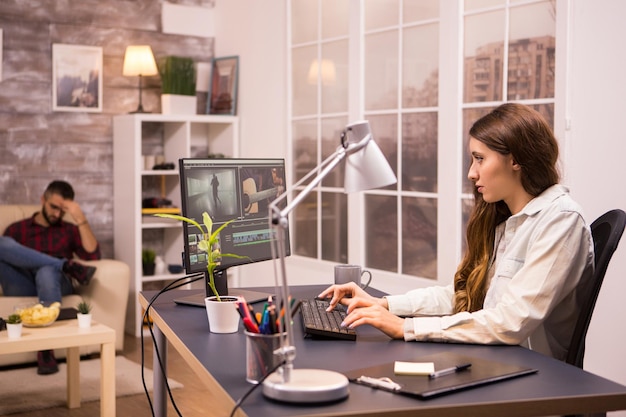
top-left (6, 313), bottom-right (23, 339)
top-left (76, 300), bottom-right (92, 328)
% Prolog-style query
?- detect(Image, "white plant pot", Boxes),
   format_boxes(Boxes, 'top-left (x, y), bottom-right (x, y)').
top-left (7, 323), bottom-right (22, 339)
top-left (161, 94), bottom-right (197, 115)
top-left (204, 296), bottom-right (240, 333)
top-left (77, 313), bottom-right (92, 328)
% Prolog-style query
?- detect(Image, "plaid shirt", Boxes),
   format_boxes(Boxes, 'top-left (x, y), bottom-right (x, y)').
top-left (3, 213), bottom-right (101, 260)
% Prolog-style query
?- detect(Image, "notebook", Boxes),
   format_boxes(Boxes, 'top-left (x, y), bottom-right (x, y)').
top-left (343, 351), bottom-right (538, 399)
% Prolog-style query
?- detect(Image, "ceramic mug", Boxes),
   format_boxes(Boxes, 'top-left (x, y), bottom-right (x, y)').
top-left (334, 264), bottom-right (372, 290)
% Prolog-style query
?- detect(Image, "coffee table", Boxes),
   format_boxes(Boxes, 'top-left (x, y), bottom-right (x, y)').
top-left (0, 320), bottom-right (116, 417)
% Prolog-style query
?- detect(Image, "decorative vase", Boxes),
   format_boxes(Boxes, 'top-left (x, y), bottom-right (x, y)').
top-left (161, 94), bottom-right (197, 115)
top-left (204, 296), bottom-right (240, 333)
top-left (7, 322), bottom-right (22, 339)
top-left (77, 313), bottom-right (92, 328)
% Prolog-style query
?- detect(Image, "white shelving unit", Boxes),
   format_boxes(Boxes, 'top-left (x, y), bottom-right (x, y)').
top-left (113, 114), bottom-right (239, 336)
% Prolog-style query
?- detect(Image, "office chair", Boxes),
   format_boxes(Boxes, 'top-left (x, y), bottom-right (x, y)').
top-left (565, 209), bottom-right (626, 369)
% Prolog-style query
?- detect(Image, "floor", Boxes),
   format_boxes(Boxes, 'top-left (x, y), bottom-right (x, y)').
top-left (5, 332), bottom-right (235, 417)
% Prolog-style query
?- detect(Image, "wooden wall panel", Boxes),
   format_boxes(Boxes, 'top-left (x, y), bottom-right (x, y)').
top-left (0, 0), bottom-right (216, 258)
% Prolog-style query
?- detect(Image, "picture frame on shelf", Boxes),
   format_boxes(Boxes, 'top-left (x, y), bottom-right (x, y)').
top-left (206, 55), bottom-right (239, 115)
top-left (52, 44), bottom-right (103, 112)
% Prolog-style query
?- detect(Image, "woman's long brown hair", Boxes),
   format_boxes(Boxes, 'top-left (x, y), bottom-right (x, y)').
top-left (453, 103), bottom-right (560, 313)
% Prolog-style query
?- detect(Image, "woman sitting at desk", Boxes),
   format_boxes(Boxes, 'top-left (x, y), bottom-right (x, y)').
top-left (319, 103), bottom-right (594, 361)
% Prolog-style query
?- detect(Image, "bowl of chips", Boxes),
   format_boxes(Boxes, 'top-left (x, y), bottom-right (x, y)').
top-left (14, 301), bottom-right (61, 327)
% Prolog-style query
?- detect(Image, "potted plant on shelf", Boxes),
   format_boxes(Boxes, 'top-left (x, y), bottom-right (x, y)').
top-left (155, 211), bottom-right (249, 333)
top-left (142, 248), bottom-right (156, 276)
top-left (6, 313), bottom-right (22, 339)
top-left (76, 300), bottom-right (92, 328)
top-left (158, 55), bottom-right (197, 115)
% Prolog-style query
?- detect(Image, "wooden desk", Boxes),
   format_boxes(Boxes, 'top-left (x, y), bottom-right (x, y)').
top-left (140, 287), bottom-right (626, 417)
top-left (0, 320), bottom-right (116, 417)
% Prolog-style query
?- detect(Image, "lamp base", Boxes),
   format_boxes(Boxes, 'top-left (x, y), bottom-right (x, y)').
top-left (262, 369), bottom-right (349, 403)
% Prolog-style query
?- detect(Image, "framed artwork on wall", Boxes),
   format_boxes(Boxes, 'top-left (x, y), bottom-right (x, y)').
top-left (206, 55), bottom-right (239, 115)
top-left (52, 44), bottom-right (103, 112)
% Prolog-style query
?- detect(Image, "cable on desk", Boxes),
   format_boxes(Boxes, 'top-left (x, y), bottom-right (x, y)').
top-left (228, 358), bottom-right (286, 417)
top-left (141, 273), bottom-right (205, 417)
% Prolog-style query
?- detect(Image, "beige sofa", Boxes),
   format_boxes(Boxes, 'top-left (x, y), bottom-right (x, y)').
top-left (0, 205), bottom-right (129, 366)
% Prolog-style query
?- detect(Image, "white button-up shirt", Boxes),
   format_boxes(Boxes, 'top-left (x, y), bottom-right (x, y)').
top-left (386, 184), bottom-right (594, 360)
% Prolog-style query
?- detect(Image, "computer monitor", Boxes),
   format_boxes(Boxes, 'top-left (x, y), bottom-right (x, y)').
top-left (178, 157), bottom-right (290, 299)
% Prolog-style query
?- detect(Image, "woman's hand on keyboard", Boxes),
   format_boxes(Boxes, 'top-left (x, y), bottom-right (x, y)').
top-left (318, 282), bottom-right (372, 311)
top-left (343, 300), bottom-right (405, 339)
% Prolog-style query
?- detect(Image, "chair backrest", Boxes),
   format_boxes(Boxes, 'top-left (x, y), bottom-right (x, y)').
top-left (565, 209), bottom-right (626, 368)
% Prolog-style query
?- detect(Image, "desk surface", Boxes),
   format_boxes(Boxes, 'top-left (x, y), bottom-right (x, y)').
top-left (141, 286), bottom-right (626, 417)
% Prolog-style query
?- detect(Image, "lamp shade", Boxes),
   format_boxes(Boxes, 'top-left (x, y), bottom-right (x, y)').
top-left (123, 45), bottom-right (158, 77)
top-left (343, 120), bottom-right (397, 193)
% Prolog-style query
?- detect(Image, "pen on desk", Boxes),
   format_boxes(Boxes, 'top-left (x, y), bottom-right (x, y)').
top-left (428, 363), bottom-right (472, 379)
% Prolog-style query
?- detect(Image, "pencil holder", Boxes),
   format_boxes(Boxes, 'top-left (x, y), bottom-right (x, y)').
top-left (245, 330), bottom-right (284, 384)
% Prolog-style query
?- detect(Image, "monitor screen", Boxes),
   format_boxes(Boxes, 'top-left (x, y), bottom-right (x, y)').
top-left (178, 157), bottom-right (290, 277)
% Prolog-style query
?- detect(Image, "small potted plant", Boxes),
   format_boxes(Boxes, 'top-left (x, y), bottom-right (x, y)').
top-left (142, 248), bottom-right (156, 276)
top-left (158, 55), bottom-right (197, 114)
top-left (155, 211), bottom-right (249, 333)
top-left (6, 313), bottom-right (23, 339)
top-left (76, 300), bottom-right (92, 328)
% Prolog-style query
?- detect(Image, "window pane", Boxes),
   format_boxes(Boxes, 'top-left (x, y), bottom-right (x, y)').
top-left (403, 0), bottom-right (439, 22)
top-left (508, 2), bottom-right (556, 100)
top-left (402, 197), bottom-right (437, 279)
top-left (364, 0), bottom-right (399, 30)
top-left (292, 0), bottom-right (318, 44)
top-left (321, 191), bottom-right (348, 263)
top-left (321, 116), bottom-right (348, 188)
top-left (321, 40), bottom-right (349, 114)
top-left (365, 195), bottom-right (398, 272)
top-left (367, 114), bottom-right (398, 191)
top-left (293, 193), bottom-right (318, 257)
top-left (464, 10), bottom-right (505, 103)
top-left (365, 30), bottom-right (399, 110)
top-left (402, 112), bottom-right (437, 192)
top-left (293, 119), bottom-right (318, 183)
top-left (403, 23), bottom-right (439, 108)
top-left (461, 197), bottom-right (473, 254)
top-left (322, 0), bottom-right (349, 38)
top-left (292, 46), bottom-right (318, 116)
top-left (465, 0), bottom-right (504, 11)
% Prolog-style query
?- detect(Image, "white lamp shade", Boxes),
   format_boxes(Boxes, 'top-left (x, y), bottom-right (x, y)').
top-left (343, 120), bottom-right (397, 193)
top-left (123, 45), bottom-right (158, 77)
top-left (344, 139), bottom-right (397, 193)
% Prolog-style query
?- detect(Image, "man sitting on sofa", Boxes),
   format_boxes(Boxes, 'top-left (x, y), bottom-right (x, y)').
top-left (0, 180), bottom-right (100, 375)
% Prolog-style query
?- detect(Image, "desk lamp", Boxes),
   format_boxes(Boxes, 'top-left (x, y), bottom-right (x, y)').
top-left (123, 45), bottom-right (158, 113)
top-left (263, 120), bottom-right (397, 403)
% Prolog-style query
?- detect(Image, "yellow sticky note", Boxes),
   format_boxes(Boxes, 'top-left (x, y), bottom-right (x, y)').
top-left (394, 361), bottom-right (435, 376)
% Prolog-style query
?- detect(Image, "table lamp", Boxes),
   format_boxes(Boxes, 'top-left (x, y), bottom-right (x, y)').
top-left (123, 45), bottom-right (158, 113)
top-left (263, 120), bottom-right (397, 403)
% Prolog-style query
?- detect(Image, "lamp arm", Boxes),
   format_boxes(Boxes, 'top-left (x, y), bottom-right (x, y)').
top-left (269, 132), bottom-right (371, 224)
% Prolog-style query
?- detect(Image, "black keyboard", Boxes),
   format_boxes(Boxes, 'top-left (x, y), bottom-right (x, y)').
top-left (299, 298), bottom-right (357, 341)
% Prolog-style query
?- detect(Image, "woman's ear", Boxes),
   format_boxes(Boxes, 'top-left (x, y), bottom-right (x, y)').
top-left (511, 158), bottom-right (521, 171)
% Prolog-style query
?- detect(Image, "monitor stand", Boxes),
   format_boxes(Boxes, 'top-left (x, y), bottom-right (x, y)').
top-left (173, 270), bottom-right (273, 307)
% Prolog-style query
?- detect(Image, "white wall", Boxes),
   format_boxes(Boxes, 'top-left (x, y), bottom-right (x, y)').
top-left (214, 1), bottom-right (626, 407)
top-left (567, 1), bottom-right (626, 412)
top-left (213, 0), bottom-right (288, 287)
